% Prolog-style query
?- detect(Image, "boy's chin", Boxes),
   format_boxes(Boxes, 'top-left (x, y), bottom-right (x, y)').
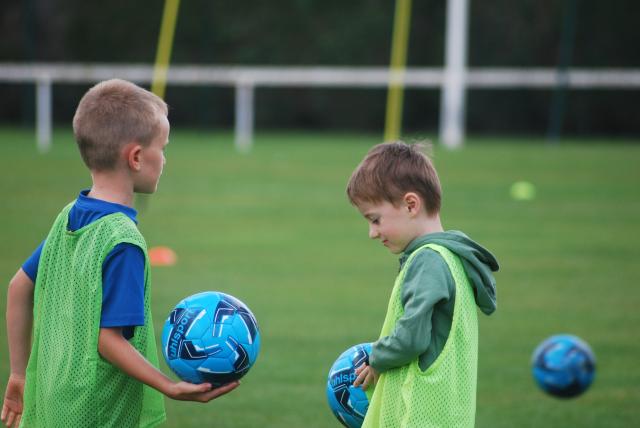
top-left (387, 246), bottom-right (404, 255)
top-left (386, 242), bottom-right (411, 254)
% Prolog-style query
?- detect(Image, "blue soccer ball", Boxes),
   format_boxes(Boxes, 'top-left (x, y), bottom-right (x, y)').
top-left (161, 291), bottom-right (260, 387)
top-left (326, 343), bottom-right (372, 428)
top-left (531, 334), bottom-right (596, 398)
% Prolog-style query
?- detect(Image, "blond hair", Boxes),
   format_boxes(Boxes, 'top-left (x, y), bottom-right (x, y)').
top-left (346, 141), bottom-right (442, 215)
top-left (72, 79), bottom-right (168, 170)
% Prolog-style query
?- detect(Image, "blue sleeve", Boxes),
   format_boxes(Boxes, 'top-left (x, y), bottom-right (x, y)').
top-left (100, 243), bottom-right (146, 334)
top-left (22, 240), bottom-right (45, 282)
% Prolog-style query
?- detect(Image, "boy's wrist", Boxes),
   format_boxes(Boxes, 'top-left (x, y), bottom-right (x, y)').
top-left (8, 373), bottom-right (25, 380)
top-left (149, 372), bottom-right (177, 398)
top-left (162, 381), bottom-right (178, 399)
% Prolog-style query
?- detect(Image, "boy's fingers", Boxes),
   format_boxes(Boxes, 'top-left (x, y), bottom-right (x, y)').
top-left (180, 381), bottom-right (212, 395)
top-left (353, 369), bottom-right (367, 387)
top-left (216, 381), bottom-right (240, 394)
top-left (197, 383), bottom-right (212, 392)
top-left (5, 411), bottom-right (14, 428)
top-left (362, 373), bottom-right (373, 390)
top-left (4, 409), bottom-right (22, 428)
top-left (12, 413), bottom-right (21, 428)
top-left (205, 381), bottom-right (239, 400)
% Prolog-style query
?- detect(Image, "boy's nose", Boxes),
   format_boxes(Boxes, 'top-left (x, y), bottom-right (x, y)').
top-left (369, 225), bottom-right (379, 239)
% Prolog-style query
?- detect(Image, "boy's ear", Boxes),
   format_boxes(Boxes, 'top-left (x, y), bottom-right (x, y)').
top-left (124, 143), bottom-right (143, 171)
top-left (404, 192), bottom-right (422, 215)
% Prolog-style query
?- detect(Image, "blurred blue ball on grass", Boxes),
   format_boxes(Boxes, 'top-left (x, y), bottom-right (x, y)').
top-left (531, 334), bottom-right (596, 398)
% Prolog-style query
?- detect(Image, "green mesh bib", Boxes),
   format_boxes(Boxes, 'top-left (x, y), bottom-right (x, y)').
top-left (21, 203), bottom-right (166, 428)
top-left (363, 244), bottom-right (479, 428)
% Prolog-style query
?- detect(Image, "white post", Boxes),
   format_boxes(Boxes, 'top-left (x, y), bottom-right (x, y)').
top-left (439, 0), bottom-right (469, 149)
top-left (36, 77), bottom-right (52, 153)
top-left (235, 82), bottom-right (254, 153)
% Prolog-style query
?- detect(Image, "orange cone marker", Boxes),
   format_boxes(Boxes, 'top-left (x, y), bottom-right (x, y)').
top-left (149, 246), bottom-right (177, 266)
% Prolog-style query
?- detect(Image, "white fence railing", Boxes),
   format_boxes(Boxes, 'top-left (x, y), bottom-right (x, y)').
top-left (2, 63), bottom-right (640, 151)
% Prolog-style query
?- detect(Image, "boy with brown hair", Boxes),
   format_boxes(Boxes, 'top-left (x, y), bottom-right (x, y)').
top-left (347, 141), bottom-right (498, 427)
top-left (2, 79), bottom-right (237, 428)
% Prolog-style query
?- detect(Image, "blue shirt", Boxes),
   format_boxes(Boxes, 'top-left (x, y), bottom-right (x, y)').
top-left (22, 190), bottom-right (145, 339)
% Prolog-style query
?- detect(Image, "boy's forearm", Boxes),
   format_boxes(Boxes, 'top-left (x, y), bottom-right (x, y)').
top-left (6, 269), bottom-right (35, 376)
top-left (370, 251), bottom-right (453, 372)
top-left (370, 298), bottom-right (436, 372)
top-left (98, 327), bottom-right (175, 397)
top-left (371, 332), bottom-right (428, 372)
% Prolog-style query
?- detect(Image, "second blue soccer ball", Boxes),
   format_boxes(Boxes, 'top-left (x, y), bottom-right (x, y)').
top-left (326, 343), bottom-right (372, 428)
top-left (531, 334), bottom-right (596, 398)
top-left (161, 291), bottom-right (260, 387)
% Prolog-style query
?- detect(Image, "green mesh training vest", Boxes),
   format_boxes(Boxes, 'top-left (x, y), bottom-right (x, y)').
top-left (363, 244), bottom-right (479, 428)
top-left (21, 203), bottom-right (166, 428)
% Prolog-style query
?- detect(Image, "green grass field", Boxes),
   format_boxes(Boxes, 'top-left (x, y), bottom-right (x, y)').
top-left (1, 128), bottom-right (639, 427)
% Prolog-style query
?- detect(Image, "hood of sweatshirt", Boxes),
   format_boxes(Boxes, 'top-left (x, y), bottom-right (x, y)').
top-left (401, 230), bottom-right (499, 315)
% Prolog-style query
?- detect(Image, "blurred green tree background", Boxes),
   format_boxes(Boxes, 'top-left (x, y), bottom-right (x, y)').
top-left (1, 0), bottom-right (639, 136)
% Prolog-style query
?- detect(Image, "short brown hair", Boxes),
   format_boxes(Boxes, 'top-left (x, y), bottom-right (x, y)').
top-left (346, 141), bottom-right (442, 215)
top-left (72, 79), bottom-right (168, 170)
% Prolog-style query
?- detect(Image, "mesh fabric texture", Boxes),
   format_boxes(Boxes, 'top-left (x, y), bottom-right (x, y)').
top-left (21, 203), bottom-right (166, 427)
top-left (363, 244), bottom-right (479, 428)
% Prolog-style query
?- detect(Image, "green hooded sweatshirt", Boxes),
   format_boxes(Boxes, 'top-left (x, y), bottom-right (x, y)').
top-left (369, 230), bottom-right (498, 372)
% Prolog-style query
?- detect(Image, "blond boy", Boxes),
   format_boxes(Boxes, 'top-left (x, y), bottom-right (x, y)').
top-left (2, 79), bottom-right (237, 428)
